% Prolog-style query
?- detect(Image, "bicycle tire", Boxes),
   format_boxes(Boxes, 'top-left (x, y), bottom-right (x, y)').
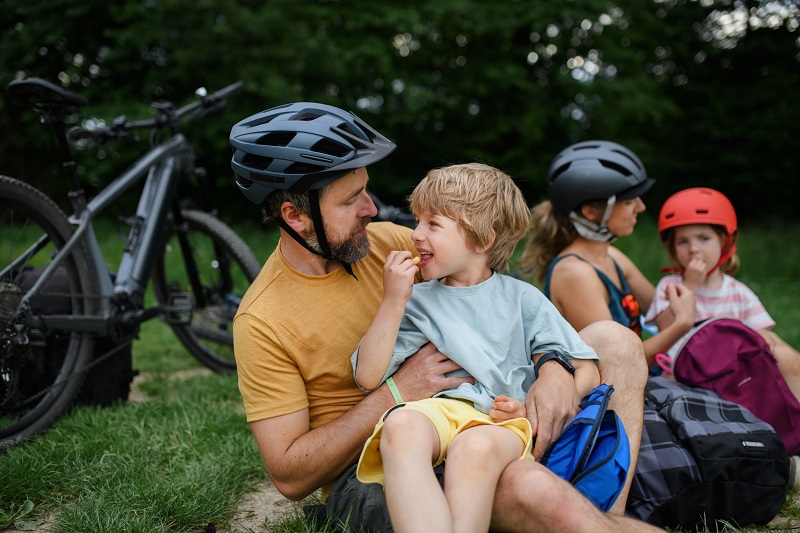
top-left (0, 175), bottom-right (96, 449)
top-left (152, 209), bottom-right (260, 373)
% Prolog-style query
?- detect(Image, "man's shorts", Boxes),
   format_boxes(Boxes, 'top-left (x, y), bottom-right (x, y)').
top-left (356, 397), bottom-right (534, 486)
top-left (317, 462), bottom-right (445, 533)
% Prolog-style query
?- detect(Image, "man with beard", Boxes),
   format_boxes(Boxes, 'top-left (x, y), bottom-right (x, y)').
top-left (230, 103), bottom-right (656, 532)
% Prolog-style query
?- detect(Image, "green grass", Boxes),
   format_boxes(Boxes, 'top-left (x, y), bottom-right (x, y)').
top-left (0, 367), bottom-right (264, 532)
top-left (2, 215), bottom-right (799, 532)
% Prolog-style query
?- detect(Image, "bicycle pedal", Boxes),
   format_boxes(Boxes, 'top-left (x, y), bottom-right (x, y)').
top-left (163, 292), bottom-right (193, 325)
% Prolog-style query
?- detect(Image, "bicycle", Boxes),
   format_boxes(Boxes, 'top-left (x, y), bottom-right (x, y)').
top-left (0, 77), bottom-right (261, 448)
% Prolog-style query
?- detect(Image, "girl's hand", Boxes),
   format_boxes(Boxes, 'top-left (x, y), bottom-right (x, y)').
top-left (382, 250), bottom-right (419, 306)
top-left (683, 257), bottom-right (707, 291)
top-left (490, 394), bottom-right (527, 421)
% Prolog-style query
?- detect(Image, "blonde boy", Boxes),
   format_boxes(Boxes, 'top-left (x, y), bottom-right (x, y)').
top-left (350, 163), bottom-right (600, 533)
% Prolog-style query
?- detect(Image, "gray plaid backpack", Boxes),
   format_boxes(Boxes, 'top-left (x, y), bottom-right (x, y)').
top-left (625, 376), bottom-right (790, 530)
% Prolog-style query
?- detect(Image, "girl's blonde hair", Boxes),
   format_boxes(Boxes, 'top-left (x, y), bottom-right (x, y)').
top-left (662, 225), bottom-right (740, 276)
top-left (408, 163), bottom-right (531, 272)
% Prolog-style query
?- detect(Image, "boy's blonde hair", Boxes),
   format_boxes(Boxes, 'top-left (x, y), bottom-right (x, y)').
top-left (408, 163), bottom-right (531, 272)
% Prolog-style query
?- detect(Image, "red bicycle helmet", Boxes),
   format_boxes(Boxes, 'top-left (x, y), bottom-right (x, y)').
top-left (658, 187), bottom-right (737, 272)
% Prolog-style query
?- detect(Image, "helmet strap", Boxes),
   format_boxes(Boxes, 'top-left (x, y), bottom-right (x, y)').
top-left (275, 190), bottom-right (357, 279)
top-left (569, 196), bottom-right (617, 243)
top-left (708, 233), bottom-right (737, 276)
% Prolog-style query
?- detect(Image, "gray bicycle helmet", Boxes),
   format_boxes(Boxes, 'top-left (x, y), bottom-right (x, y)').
top-left (547, 140), bottom-right (653, 242)
top-left (547, 140), bottom-right (653, 216)
top-left (230, 102), bottom-right (396, 204)
top-left (229, 102), bottom-right (396, 278)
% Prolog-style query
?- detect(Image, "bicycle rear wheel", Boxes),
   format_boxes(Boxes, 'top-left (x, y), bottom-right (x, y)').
top-left (0, 175), bottom-right (96, 449)
top-left (152, 209), bottom-right (260, 373)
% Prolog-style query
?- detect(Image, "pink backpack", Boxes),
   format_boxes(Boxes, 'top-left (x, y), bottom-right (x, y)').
top-left (668, 317), bottom-right (800, 455)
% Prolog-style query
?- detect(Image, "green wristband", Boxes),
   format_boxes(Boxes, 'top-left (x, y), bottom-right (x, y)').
top-left (386, 376), bottom-right (404, 404)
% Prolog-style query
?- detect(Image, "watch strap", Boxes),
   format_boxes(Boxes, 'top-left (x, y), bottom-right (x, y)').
top-left (534, 351), bottom-right (575, 376)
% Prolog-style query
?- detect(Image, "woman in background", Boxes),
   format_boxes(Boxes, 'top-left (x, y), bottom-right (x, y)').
top-left (517, 140), bottom-right (696, 368)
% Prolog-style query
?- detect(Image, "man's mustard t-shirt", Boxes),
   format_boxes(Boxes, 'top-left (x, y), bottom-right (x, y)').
top-left (233, 222), bottom-right (416, 428)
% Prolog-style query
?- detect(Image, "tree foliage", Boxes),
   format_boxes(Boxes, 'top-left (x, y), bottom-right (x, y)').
top-left (0, 0), bottom-right (797, 220)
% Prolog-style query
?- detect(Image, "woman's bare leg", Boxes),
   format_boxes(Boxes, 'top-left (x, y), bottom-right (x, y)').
top-left (761, 329), bottom-right (800, 403)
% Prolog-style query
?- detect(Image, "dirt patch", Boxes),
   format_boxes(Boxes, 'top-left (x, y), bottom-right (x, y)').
top-left (226, 480), bottom-right (319, 532)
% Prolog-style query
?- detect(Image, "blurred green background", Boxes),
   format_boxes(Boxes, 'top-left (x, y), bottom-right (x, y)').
top-left (1, 0), bottom-right (798, 226)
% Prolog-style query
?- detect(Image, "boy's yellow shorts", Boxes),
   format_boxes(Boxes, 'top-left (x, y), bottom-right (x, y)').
top-left (356, 397), bottom-right (534, 486)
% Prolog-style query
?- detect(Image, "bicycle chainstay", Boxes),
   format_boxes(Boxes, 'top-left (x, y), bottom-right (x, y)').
top-left (1, 282), bottom-right (136, 410)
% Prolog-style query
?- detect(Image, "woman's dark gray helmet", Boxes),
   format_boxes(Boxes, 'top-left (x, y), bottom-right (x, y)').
top-left (230, 102), bottom-right (396, 204)
top-left (547, 140), bottom-right (653, 216)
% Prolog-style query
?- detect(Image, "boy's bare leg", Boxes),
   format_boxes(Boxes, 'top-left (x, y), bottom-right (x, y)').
top-left (445, 425), bottom-right (526, 533)
top-left (381, 409), bottom-right (449, 532)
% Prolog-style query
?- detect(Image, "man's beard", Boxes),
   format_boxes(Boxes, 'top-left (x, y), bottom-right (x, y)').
top-left (303, 219), bottom-right (371, 264)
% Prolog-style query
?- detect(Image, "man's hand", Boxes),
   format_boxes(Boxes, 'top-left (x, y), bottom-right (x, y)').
top-left (490, 394), bottom-right (526, 421)
top-left (527, 363), bottom-right (580, 460)
top-left (389, 342), bottom-right (474, 402)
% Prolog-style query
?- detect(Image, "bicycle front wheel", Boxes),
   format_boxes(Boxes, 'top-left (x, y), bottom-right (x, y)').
top-left (153, 209), bottom-right (261, 373)
top-left (0, 175), bottom-right (96, 449)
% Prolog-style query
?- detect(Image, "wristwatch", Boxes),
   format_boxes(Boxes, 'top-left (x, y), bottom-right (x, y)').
top-left (534, 351), bottom-right (575, 377)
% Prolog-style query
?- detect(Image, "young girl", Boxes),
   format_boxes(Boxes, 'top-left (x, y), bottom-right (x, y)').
top-left (646, 187), bottom-right (800, 405)
top-left (351, 163), bottom-right (603, 533)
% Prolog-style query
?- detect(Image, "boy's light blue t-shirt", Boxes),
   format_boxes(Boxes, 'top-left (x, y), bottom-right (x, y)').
top-left (351, 272), bottom-right (598, 414)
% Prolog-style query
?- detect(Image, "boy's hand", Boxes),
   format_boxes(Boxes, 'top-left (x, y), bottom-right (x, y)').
top-left (382, 250), bottom-right (419, 305)
top-left (490, 394), bottom-right (526, 421)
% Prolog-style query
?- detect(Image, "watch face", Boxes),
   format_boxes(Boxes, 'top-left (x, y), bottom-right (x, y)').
top-left (556, 353), bottom-right (575, 373)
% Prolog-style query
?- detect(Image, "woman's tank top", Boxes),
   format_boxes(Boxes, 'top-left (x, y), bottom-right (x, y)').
top-left (544, 253), bottom-right (642, 336)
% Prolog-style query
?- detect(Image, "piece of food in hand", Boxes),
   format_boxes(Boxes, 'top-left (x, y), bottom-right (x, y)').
top-left (413, 256), bottom-right (421, 264)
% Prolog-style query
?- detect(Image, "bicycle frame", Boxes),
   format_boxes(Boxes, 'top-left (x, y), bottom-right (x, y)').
top-left (10, 133), bottom-right (194, 337)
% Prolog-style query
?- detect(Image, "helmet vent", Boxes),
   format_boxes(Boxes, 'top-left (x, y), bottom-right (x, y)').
top-left (285, 161), bottom-right (327, 175)
top-left (550, 162), bottom-right (571, 181)
top-left (294, 112), bottom-right (323, 121)
top-left (574, 143), bottom-right (601, 151)
top-left (312, 138), bottom-right (350, 158)
top-left (256, 131), bottom-right (296, 147)
top-left (610, 150), bottom-right (643, 172)
top-left (242, 153), bottom-right (276, 173)
top-left (337, 122), bottom-right (364, 140)
top-left (599, 160), bottom-right (632, 177)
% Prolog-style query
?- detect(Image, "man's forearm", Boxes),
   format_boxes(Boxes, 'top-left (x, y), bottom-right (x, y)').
top-left (270, 386), bottom-right (396, 499)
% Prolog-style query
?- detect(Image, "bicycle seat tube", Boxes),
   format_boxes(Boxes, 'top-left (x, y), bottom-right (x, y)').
top-left (86, 135), bottom-right (191, 307)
